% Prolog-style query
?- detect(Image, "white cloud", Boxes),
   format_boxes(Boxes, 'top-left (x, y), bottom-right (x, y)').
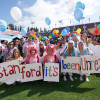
top-left (15, 0), bottom-right (100, 31)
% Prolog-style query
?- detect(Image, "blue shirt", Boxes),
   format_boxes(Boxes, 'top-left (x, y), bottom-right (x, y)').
top-left (64, 49), bottom-right (76, 56)
top-left (77, 49), bottom-right (88, 56)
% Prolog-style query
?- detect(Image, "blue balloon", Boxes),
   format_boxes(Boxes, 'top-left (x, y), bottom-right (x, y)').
top-left (76, 2), bottom-right (83, 9)
top-left (21, 28), bottom-right (27, 35)
top-left (52, 34), bottom-right (55, 39)
top-left (66, 27), bottom-right (70, 32)
top-left (61, 29), bottom-right (67, 36)
top-left (41, 37), bottom-right (44, 40)
top-left (0, 20), bottom-right (7, 32)
top-left (82, 3), bottom-right (85, 10)
top-left (74, 8), bottom-right (83, 21)
top-left (45, 17), bottom-right (51, 25)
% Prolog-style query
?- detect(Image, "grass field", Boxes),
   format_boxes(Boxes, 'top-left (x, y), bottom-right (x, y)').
top-left (0, 74), bottom-right (100, 100)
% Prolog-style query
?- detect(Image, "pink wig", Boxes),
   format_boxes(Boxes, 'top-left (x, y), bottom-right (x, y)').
top-left (45, 44), bottom-right (55, 56)
top-left (28, 46), bottom-right (38, 57)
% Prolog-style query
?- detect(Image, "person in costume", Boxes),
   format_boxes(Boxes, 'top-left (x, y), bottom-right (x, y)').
top-left (62, 40), bottom-right (77, 81)
top-left (44, 44), bottom-right (59, 63)
top-left (25, 46), bottom-right (40, 64)
top-left (77, 41), bottom-right (93, 82)
top-left (72, 35), bottom-right (79, 48)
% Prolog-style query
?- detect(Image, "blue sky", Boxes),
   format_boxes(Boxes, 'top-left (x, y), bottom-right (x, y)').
top-left (0, 0), bottom-right (36, 24)
top-left (0, 0), bottom-right (100, 30)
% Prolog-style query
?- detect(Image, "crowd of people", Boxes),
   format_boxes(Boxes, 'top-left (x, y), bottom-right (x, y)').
top-left (0, 33), bottom-right (95, 85)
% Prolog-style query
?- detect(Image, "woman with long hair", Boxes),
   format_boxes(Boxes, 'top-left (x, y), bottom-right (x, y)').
top-left (77, 41), bottom-right (93, 82)
top-left (81, 33), bottom-right (89, 47)
top-left (38, 42), bottom-right (45, 57)
top-left (62, 40), bottom-right (77, 81)
top-left (5, 49), bottom-right (23, 85)
top-left (72, 35), bottom-right (79, 48)
top-left (4, 41), bottom-right (16, 61)
top-left (55, 39), bottom-right (62, 62)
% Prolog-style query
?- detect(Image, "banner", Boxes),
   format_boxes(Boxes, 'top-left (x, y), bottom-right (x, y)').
top-left (0, 61), bottom-right (43, 83)
top-left (61, 55), bottom-right (100, 74)
top-left (20, 63), bottom-right (43, 83)
top-left (44, 63), bottom-right (59, 82)
top-left (0, 55), bottom-right (100, 83)
top-left (80, 55), bottom-right (100, 73)
top-left (61, 57), bottom-right (80, 73)
top-left (0, 60), bottom-right (19, 82)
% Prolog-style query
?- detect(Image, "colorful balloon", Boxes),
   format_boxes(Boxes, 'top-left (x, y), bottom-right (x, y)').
top-left (21, 28), bottom-right (27, 35)
top-left (10, 7), bottom-right (22, 22)
top-left (0, 20), bottom-right (7, 32)
top-left (97, 24), bottom-right (100, 29)
top-left (53, 29), bottom-right (56, 34)
top-left (61, 29), bottom-right (67, 36)
top-left (55, 34), bottom-right (58, 38)
top-left (45, 17), bottom-right (51, 25)
top-left (52, 34), bottom-right (55, 39)
top-left (49, 33), bottom-right (53, 36)
top-left (74, 8), bottom-right (83, 21)
top-left (49, 36), bottom-right (52, 39)
top-left (82, 3), bottom-right (85, 10)
top-left (77, 28), bottom-right (81, 33)
top-left (67, 0), bottom-right (75, 11)
top-left (56, 30), bottom-right (59, 34)
top-left (76, 2), bottom-right (82, 9)
top-left (94, 30), bottom-right (98, 34)
top-left (66, 27), bottom-right (70, 32)
top-left (43, 37), bottom-right (45, 40)
top-left (38, 37), bottom-right (41, 40)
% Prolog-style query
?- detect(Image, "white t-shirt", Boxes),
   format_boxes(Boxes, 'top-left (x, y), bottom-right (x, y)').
top-left (55, 48), bottom-right (62, 62)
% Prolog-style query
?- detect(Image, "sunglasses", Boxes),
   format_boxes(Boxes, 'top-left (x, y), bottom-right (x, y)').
top-left (9, 44), bottom-right (14, 45)
top-left (40, 44), bottom-right (43, 45)
top-left (57, 42), bottom-right (61, 43)
top-left (15, 41), bottom-right (19, 42)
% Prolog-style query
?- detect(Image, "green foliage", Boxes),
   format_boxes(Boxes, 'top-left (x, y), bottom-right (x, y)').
top-left (8, 24), bottom-right (14, 30)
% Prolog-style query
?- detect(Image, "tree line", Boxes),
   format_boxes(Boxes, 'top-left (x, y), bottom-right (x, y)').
top-left (7, 24), bottom-right (48, 32)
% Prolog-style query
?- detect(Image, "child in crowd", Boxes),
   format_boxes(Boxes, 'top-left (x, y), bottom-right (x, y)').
top-left (44, 44), bottom-right (59, 63)
top-left (25, 47), bottom-right (40, 64)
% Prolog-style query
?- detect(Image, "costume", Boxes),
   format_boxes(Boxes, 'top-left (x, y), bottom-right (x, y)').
top-left (44, 44), bottom-right (59, 63)
top-left (26, 46), bottom-right (40, 64)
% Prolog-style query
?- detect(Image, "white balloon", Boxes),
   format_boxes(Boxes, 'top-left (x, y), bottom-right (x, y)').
top-left (10, 7), bottom-right (22, 22)
top-left (67, 0), bottom-right (75, 11)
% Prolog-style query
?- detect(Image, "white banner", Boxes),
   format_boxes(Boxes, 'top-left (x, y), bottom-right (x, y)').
top-left (20, 63), bottom-right (43, 83)
top-left (61, 57), bottom-right (80, 73)
top-left (0, 60), bottom-right (19, 82)
top-left (44, 63), bottom-right (59, 82)
top-left (80, 55), bottom-right (100, 73)
top-left (0, 61), bottom-right (43, 83)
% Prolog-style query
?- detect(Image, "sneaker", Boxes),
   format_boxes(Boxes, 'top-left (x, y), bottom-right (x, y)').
top-left (86, 76), bottom-right (89, 82)
top-left (64, 76), bottom-right (67, 81)
top-left (70, 76), bottom-right (74, 81)
top-left (80, 76), bottom-right (83, 81)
